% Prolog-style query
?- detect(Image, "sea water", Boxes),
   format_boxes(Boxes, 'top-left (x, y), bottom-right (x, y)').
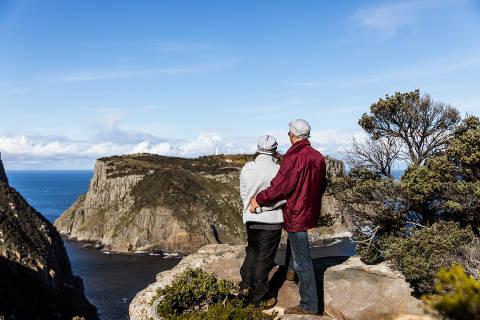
top-left (6, 171), bottom-right (180, 320)
top-left (6, 170), bottom-right (356, 320)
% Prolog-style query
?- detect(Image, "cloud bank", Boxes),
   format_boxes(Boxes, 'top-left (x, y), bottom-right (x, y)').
top-left (0, 129), bottom-right (364, 169)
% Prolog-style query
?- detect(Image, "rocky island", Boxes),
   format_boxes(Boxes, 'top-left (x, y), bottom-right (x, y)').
top-left (0, 156), bottom-right (99, 320)
top-left (54, 153), bottom-right (352, 255)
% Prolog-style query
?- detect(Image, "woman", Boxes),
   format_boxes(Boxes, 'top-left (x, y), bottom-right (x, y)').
top-left (239, 135), bottom-right (285, 308)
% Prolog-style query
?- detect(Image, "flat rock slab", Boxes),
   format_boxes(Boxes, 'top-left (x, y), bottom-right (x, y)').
top-left (129, 244), bottom-right (437, 320)
top-left (280, 316), bottom-right (333, 320)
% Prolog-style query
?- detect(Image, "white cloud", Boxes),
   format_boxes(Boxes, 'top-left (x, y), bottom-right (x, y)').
top-left (353, 0), bottom-right (464, 36)
top-left (265, 129), bottom-right (365, 158)
top-left (179, 133), bottom-right (222, 155)
top-left (0, 128), bottom-right (364, 168)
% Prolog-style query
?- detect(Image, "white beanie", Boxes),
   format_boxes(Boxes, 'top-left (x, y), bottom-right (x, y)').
top-left (257, 135), bottom-right (278, 154)
top-left (289, 119), bottom-right (311, 139)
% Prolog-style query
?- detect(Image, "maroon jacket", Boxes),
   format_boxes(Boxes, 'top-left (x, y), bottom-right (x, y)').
top-left (256, 140), bottom-right (326, 232)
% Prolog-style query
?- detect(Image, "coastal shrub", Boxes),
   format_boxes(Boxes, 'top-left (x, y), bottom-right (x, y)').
top-left (151, 268), bottom-right (275, 319)
top-left (152, 268), bottom-right (237, 316)
top-left (175, 301), bottom-right (275, 320)
top-left (355, 233), bottom-right (383, 265)
top-left (383, 221), bottom-right (475, 294)
top-left (422, 265), bottom-right (480, 320)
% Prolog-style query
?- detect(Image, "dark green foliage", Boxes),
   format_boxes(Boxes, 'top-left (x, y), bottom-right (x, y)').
top-left (382, 222), bottom-right (474, 294)
top-left (173, 301), bottom-right (275, 320)
top-left (355, 233), bottom-right (383, 265)
top-left (152, 268), bottom-right (237, 316)
top-left (151, 268), bottom-right (275, 320)
top-left (423, 265), bottom-right (480, 320)
top-left (358, 89), bottom-right (460, 167)
top-left (402, 116), bottom-right (480, 231)
top-left (332, 167), bottom-right (405, 230)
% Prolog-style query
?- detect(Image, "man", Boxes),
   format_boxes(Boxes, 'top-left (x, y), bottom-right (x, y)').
top-left (250, 119), bottom-right (326, 315)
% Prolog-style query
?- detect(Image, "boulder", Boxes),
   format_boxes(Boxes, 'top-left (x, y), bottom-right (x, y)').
top-left (129, 244), bottom-right (437, 320)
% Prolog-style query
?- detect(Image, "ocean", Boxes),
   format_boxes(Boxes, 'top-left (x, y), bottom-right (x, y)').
top-left (6, 170), bottom-right (356, 320)
top-left (6, 171), bottom-right (180, 320)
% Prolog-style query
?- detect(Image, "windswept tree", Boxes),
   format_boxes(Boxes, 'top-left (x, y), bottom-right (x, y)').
top-left (335, 92), bottom-right (480, 292)
top-left (349, 90), bottom-right (460, 178)
top-left (347, 136), bottom-right (401, 180)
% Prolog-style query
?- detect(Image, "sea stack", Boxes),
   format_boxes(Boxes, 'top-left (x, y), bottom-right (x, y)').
top-left (0, 160), bottom-right (99, 319)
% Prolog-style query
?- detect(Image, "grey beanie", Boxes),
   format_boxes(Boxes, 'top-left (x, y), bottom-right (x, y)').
top-left (257, 135), bottom-right (278, 154)
top-left (289, 119), bottom-right (311, 139)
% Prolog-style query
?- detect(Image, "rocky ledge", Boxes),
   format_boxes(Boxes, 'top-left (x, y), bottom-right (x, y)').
top-left (129, 244), bottom-right (437, 320)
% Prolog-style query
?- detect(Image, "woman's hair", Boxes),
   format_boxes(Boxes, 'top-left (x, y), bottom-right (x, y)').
top-left (254, 152), bottom-right (282, 163)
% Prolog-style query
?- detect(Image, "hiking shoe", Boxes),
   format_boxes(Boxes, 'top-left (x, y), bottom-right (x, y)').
top-left (239, 286), bottom-right (251, 299)
top-left (284, 305), bottom-right (318, 315)
top-left (286, 270), bottom-right (296, 281)
top-left (258, 297), bottom-right (277, 309)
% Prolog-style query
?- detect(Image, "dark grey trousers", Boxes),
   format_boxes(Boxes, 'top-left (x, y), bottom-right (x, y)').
top-left (239, 223), bottom-right (282, 303)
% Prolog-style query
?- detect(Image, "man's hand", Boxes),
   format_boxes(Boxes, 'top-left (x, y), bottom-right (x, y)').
top-left (249, 197), bottom-right (259, 213)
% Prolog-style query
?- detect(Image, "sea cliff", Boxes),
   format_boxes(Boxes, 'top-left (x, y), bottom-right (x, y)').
top-left (55, 153), bottom-right (352, 254)
top-left (0, 162), bottom-right (99, 319)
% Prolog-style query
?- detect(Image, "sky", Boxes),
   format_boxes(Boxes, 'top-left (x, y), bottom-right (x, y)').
top-left (1, 0), bottom-right (479, 169)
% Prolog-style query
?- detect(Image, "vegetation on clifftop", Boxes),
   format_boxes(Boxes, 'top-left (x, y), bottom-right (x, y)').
top-left (151, 268), bottom-right (275, 320)
top-left (423, 265), bottom-right (480, 320)
top-left (336, 89), bottom-right (480, 295)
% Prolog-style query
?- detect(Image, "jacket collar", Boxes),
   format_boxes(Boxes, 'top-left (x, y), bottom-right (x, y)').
top-left (255, 153), bottom-right (276, 162)
top-left (285, 139), bottom-right (310, 156)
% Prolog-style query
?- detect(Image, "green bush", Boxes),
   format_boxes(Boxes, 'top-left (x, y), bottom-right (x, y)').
top-left (151, 268), bottom-right (275, 320)
top-left (355, 233), bottom-right (383, 265)
top-left (423, 265), bottom-right (480, 320)
top-left (176, 300), bottom-right (275, 320)
top-left (382, 221), bottom-right (474, 294)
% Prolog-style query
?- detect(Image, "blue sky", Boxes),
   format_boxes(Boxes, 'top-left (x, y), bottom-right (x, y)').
top-left (1, 0), bottom-right (479, 169)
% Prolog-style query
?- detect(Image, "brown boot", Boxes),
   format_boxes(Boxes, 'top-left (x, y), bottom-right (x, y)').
top-left (258, 296), bottom-right (277, 310)
top-left (284, 305), bottom-right (318, 315)
top-left (239, 286), bottom-right (251, 298)
top-left (286, 270), bottom-right (296, 281)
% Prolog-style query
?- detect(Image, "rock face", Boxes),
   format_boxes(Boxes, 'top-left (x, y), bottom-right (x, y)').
top-left (129, 244), bottom-right (436, 320)
top-left (54, 154), bottom-right (248, 254)
top-left (54, 153), bottom-right (353, 254)
top-left (0, 154), bottom-right (8, 184)
top-left (0, 172), bottom-right (99, 319)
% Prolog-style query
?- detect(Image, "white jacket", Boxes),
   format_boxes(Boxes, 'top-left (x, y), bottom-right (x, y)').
top-left (240, 154), bottom-right (285, 224)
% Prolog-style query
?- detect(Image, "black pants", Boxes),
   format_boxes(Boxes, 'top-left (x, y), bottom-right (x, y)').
top-left (239, 224), bottom-right (282, 303)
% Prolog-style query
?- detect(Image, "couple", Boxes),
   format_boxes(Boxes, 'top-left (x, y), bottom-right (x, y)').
top-left (239, 119), bottom-right (327, 315)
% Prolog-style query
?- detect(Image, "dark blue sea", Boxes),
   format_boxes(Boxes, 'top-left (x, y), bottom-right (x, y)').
top-left (6, 171), bottom-right (180, 320)
top-left (6, 170), bottom-right (356, 320)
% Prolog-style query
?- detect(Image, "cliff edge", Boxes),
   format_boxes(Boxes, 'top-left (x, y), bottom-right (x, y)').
top-left (0, 153), bottom-right (8, 184)
top-left (0, 165), bottom-right (99, 319)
